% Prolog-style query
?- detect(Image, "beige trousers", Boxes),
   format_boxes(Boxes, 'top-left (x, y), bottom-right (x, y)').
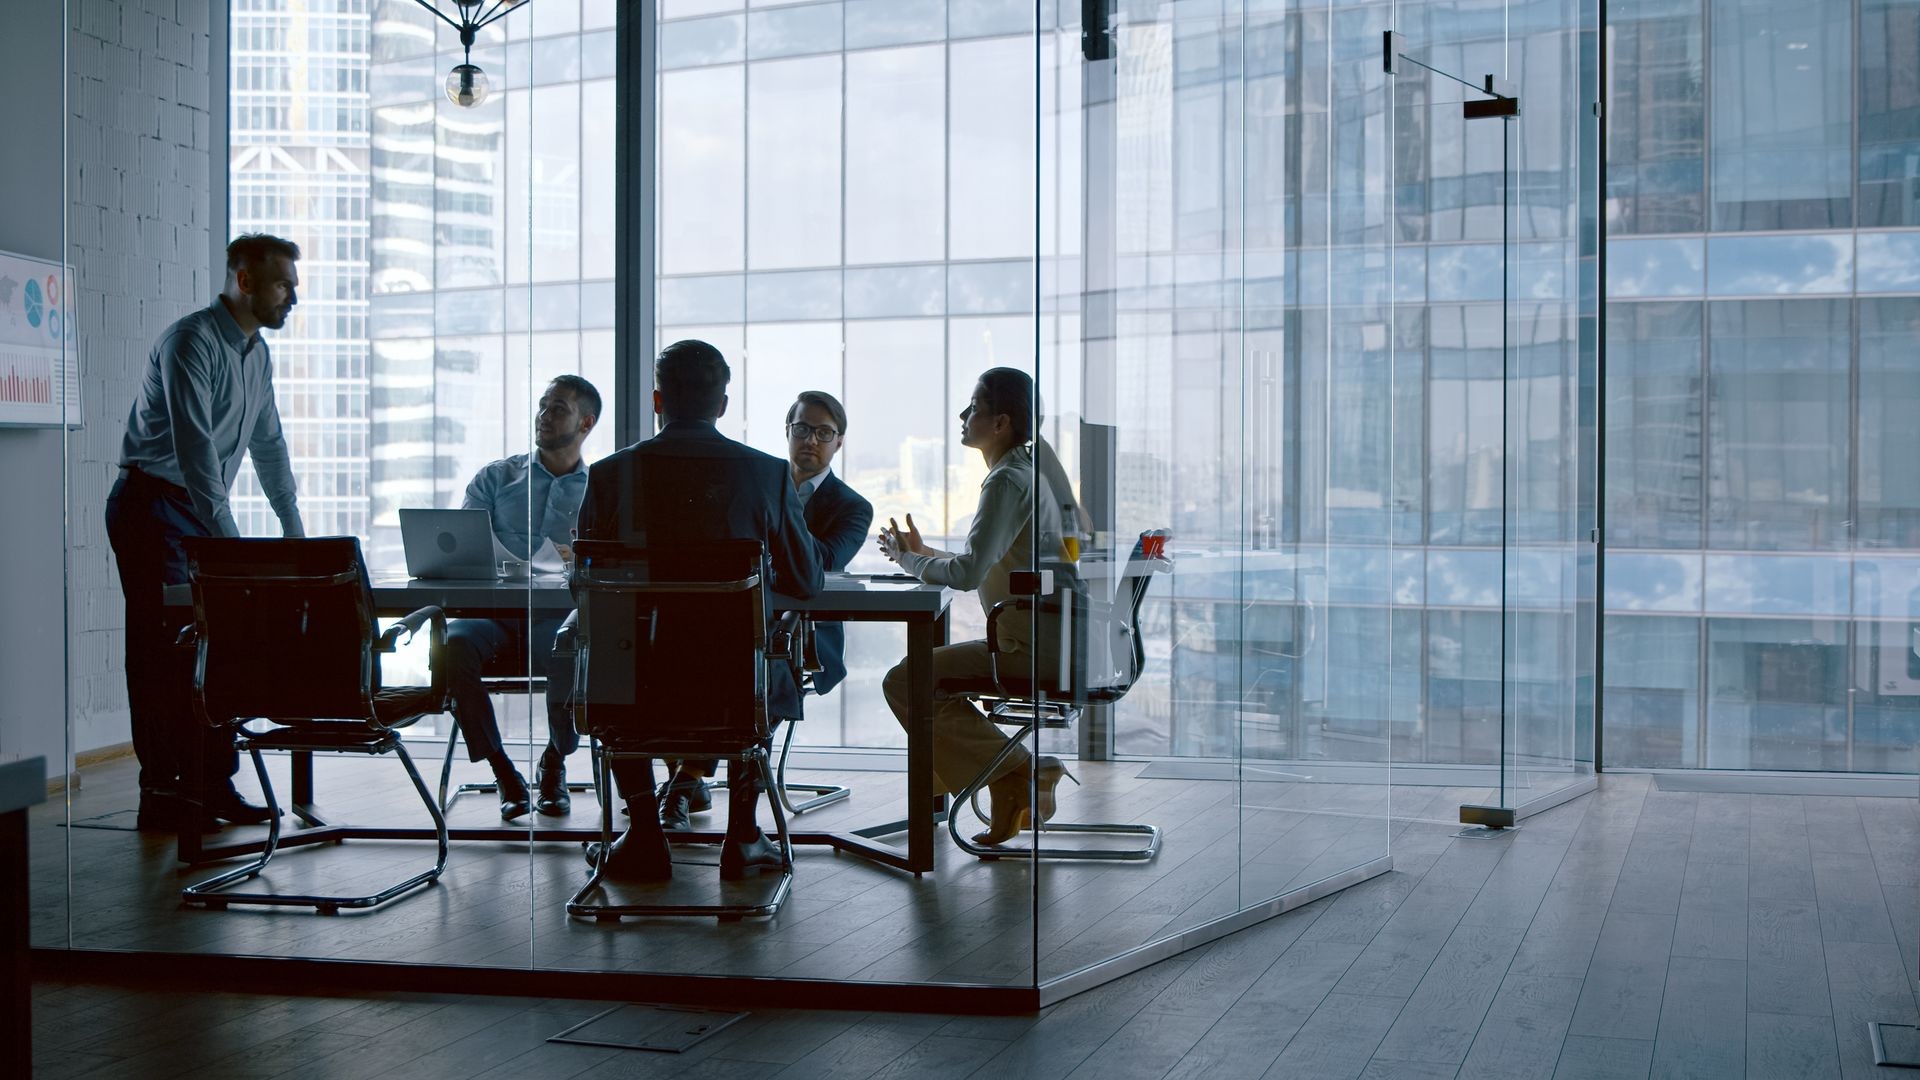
top-left (882, 640), bottom-right (1031, 797)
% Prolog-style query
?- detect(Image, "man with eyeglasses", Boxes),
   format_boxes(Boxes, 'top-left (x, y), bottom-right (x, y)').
top-left (655, 390), bottom-right (874, 829)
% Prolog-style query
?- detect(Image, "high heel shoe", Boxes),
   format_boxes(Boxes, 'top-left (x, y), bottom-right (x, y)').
top-left (972, 758), bottom-right (1082, 847)
top-left (971, 772), bottom-right (1032, 846)
top-left (1035, 755), bottom-right (1079, 825)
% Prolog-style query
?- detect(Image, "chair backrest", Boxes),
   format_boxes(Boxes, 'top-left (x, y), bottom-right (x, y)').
top-left (183, 537), bottom-right (379, 727)
top-left (569, 539), bottom-right (772, 749)
top-left (1020, 530), bottom-right (1170, 705)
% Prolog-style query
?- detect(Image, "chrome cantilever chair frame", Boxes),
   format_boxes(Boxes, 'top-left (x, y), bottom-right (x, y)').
top-left (432, 672), bottom-right (594, 812)
top-left (711, 676), bottom-right (850, 817)
top-left (571, 741), bottom-right (793, 921)
top-left (947, 703), bottom-right (1160, 863)
top-left (946, 538), bottom-right (1172, 863)
top-left (769, 708), bottom-right (851, 815)
top-left (563, 542), bottom-right (797, 921)
top-left (176, 539), bottom-right (452, 914)
top-left (185, 722), bottom-right (450, 914)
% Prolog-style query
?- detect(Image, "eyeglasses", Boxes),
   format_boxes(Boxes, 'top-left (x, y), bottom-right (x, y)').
top-left (787, 422), bottom-right (841, 444)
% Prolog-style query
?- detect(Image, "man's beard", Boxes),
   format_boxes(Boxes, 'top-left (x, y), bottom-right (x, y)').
top-left (535, 429), bottom-right (573, 451)
top-left (252, 295), bottom-right (290, 329)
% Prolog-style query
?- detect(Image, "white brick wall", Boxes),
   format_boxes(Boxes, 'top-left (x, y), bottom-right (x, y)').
top-left (67, 0), bottom-right (216, 752)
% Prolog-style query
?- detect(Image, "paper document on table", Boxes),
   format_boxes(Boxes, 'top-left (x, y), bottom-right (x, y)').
top-left (529, 538), bottom-right (568, 575)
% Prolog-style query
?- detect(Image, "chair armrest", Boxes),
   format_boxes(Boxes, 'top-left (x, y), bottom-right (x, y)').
top-left (984, 599), bottom-right (1035, 657)
top-left (801, 617), bottom-right (822, 673)
top-left (983, 599), bottom-right (1039, 696)
top-left (551, 609), bottom-right (580, 658)
top-left (768, 610), bottom-right (807, 662)
top-left (376, 605), bottom-right (444, 654)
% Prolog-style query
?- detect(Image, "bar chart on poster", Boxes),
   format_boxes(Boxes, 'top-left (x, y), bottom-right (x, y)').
top-left (0, 249), bottom-right (79, 428)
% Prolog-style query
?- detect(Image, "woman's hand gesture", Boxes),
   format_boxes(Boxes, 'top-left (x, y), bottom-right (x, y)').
top-left (876, 513), bottom-right (928, 562)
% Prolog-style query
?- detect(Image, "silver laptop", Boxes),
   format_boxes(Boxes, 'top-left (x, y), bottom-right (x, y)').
top-left (400, 508), bottom-right (501, 579)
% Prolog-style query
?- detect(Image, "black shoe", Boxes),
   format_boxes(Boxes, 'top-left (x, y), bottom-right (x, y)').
top-left (136, 790), bottom-right (201, 832)
top-left (659, 777), bottom-right (711, 830)
top-left (203, 787), bottom-right (278, 826)
top-left (535, 758), bottom-right (571, 817)
top-left (585, 826), bottom-right (672, 882)
top-left (659, 789), bottom-right (693, 831)
top-left (497, 768), bottom-right (531, 821)
top-left (719, 829), bottom-right (784, 881)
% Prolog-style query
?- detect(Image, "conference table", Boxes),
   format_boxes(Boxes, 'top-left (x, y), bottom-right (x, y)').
top-left (164, 571), bottom-right (954, 875)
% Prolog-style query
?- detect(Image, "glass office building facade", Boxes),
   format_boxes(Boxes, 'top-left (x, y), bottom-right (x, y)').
top-left (1603, 0), bottom-right (1920, 772)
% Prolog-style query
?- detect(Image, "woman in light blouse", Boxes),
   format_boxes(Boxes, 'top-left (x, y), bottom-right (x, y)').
top-left (878, 367), bottom-right (1067, 845)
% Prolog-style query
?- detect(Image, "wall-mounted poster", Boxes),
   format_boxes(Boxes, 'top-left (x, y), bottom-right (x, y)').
top-left (0, 248), bottom-right (80, 428)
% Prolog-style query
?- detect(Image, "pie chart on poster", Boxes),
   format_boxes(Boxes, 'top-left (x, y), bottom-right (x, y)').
top-left (23, 278), bottom-right (42, 328)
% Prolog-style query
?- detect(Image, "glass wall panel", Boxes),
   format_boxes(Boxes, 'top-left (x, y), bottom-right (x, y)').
top-left (1705, 617), bottom-right (1849, 769)
top-left (9, 0), bottom-right (71, 954)
top-left (1857, 0), bottom-right (1920, 227)
top-left (1604, 0), bottom-right (1920, 775)
top-left (1605, 0), bottom-right (1706, 234)
top-left (1859, 298), bottom-right (1920, 548)
top-left (747, 56), bottom-right (841, 269)
top-left (845, 46), bottom-right (946, 265)
top-left (1705, 298), bottom-right (1850, 551)
top-left (36, 0), bottom-right (1601, 1000)
top-left (1604, 613), bottom-right (1702, 766)
top-left (50, 0), bottom-right (577, 965)
top-left (1604, 300), bottom-right (1702, 548)
top-left (1708, 0), bottom-right (1852, 230)
top-left (1396, 0), bottom-right (1595, 816)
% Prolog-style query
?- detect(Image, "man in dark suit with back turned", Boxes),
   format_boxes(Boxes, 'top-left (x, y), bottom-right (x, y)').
top-left (575, 340), bottom-right (824, 882)
top-left (656, 389), bottom-right (875, 828)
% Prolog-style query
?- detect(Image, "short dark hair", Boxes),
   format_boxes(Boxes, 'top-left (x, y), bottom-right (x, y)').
top-left (225, 233), bottom-right (300, 273)
top-left (546, 373), bottom-right (602, 420)
top-left (655, 339), bottom-right (731, 420)
top-left (785, 390), bottom-right (847, 436)
top-left (976, 367), bottom-right (1033, 443)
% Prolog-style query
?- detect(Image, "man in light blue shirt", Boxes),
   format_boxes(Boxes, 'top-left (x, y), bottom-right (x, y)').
top-left (442, 374), bottom-right (600, 819)
top-left (106, 233), bottom-right (305, 831)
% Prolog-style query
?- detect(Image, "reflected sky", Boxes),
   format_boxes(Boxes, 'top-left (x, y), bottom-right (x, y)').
top-left (1706, 234), bottom-right (1853, 295)
top-left (1607, 550), bottom-right (1920, 619)
top-left (1857, 232), bottom-right (1920, 293)
top-left (1607, 237), bottom-right (1704, 297)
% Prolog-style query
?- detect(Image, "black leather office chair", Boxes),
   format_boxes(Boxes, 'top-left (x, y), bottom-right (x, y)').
top-left (176, 537), bottom-right (452, 913)
top-left (563, 539), bottom-right (799, 920)
top-left (941, 531), bottom-right (1170, 862)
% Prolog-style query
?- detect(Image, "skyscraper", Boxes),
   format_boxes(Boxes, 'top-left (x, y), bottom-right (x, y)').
top-left (228, 0), bottom-right (372, 542)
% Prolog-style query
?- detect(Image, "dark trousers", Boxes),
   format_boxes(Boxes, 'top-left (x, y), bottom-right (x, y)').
top-left (611, 755), bottom-right (760, 805)
top-left (443, 617), bottom-right (579, 766)
top-left (103, 469), bottom-right (237, 798)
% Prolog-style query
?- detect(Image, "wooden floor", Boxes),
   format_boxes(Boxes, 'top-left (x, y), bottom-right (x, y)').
top-left (28, 770), bottom-right (1920, 1078)
top-left (31, 749), bottom-right (1441, 986)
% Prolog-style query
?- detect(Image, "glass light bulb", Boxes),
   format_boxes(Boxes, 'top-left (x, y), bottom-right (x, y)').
top-left (446, 64), bottom-right (489, 108)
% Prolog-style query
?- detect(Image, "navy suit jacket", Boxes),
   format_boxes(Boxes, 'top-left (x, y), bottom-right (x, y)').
top-left (802, 471), bottom-right (873, 695)
top-left (576, 420), bottom-right (824, 719)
